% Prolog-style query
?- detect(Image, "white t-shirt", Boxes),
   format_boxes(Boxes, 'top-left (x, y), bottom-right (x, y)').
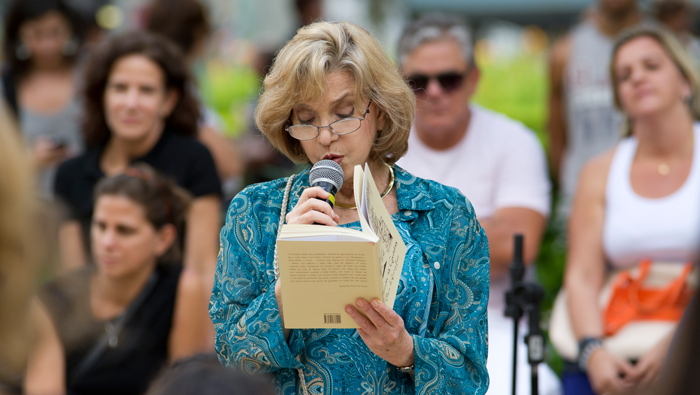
top-left (398, 104), bottom-right (559, 395)
top-left (398, 104), bottom-right (551, 222)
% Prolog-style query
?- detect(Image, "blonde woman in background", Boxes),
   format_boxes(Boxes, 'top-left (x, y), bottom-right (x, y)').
top-left (564, 25), bottom-right (700, 395)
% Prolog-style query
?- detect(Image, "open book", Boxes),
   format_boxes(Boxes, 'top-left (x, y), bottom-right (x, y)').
top-left (276, 164), bottom-right (407, 328)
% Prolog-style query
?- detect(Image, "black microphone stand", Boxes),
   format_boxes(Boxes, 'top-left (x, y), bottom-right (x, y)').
top-left (504, 234), bottom-right (545, 395)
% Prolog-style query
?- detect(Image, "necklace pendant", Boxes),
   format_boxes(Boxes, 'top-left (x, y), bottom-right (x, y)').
top-left (105, 322), bottom-right (119, 348)
top-left (658, 163), bottom-right (670, 176)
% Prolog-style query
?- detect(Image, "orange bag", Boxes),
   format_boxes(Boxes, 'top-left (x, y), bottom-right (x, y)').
top-left (603, 260), bottom-right (695, 336)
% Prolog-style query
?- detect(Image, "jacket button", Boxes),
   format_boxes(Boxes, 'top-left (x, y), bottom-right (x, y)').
top-left (434, 262), bottom-right (440, 270)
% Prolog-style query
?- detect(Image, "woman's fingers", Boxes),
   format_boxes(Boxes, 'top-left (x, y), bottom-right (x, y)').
top-left (370, 299), bottom-right (404, 328)
top-left (631, 358), bottom-right (661, 387)
top-left (345, 305), bottom-right (372, 332)
top-left (295, 210), bottom-right (338, 226)
top-left (345, 300), bottom-right (414, 368)
top-left (353, 298), bottom-right (389, 331)
top-left (589, 349), bottom-right (636, 394)
top-left (286, 187), bottom-right (339, 225)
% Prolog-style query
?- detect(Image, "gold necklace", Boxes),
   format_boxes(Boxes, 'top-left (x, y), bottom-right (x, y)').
top-left (335, 164), bottom-right (394, 210)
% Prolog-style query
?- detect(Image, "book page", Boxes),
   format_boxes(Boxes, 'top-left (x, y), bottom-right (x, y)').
top-left (361, 164), bottom-right (407, 309)
top-left (353, 165), bottom-right (373, 234)
top-left (279, 224), bottom-right (378, 243)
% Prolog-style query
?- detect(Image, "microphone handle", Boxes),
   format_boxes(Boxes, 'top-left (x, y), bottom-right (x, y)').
top-left (311, 181), bottom-right (338, 208)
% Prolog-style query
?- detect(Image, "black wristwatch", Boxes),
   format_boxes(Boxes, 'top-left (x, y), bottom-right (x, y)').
top-left (577, 337), bottom-right (603, 372)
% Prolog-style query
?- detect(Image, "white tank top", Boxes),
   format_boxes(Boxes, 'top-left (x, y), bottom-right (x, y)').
top-left (602, 125), bottom-right (700, 268)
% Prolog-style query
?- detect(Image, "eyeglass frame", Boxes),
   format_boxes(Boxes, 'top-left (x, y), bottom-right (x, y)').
top-left (285, 100), bottom-right (372, 141)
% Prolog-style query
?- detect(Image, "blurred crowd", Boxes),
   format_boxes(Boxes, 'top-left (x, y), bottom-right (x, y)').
top-left (1, 0), bottom-right (700, 394)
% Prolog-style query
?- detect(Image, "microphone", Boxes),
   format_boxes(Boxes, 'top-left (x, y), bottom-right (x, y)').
top-left (309, 159), bottom-right (344, 208)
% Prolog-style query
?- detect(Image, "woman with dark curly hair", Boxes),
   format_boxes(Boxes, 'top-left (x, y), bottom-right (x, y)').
top-left (54, 31), bottom-right (221, 299)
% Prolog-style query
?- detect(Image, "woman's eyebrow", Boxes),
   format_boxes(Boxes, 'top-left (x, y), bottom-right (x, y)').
top-left (293, 103), bottom-right (313, 110)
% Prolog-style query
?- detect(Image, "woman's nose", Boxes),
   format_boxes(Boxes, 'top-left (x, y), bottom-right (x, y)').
top-left (630, 67), bottom-right (646, 84)
top-left (100, 229), bottom-right (118, 249)
top-left (124, 88), bottom-right (140, 108)
top-left (317, 125), bottom-right (337, 145)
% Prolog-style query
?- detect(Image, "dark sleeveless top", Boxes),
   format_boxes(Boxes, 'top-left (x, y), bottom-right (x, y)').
top-left (39, 264), bottom-right (182, 395)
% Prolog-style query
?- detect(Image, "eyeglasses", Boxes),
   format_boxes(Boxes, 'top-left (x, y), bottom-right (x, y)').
top-left (285, 100), bottom-right (372, 141)
top-left (406, 71), bottom-right (466, 95)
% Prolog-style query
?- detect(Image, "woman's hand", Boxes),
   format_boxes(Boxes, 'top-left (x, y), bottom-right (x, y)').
top-left (285, 187), bottom-right (340, 226)
top-left (587, 348), bottom-right (635, 395)
top-left (30, 137), bottom-right (67, 169)
top-left (625, 332), bottom-right (673, 389)
top-left (345, 298), bottom-right (414, 368)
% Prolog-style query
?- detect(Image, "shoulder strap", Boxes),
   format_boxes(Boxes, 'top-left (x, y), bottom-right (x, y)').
top-left (273, 174), bottom-right (296, 280)
top-left (268, 174), bottom-right (310, 395)
top-left (69, 271), bottom-right (161, 386)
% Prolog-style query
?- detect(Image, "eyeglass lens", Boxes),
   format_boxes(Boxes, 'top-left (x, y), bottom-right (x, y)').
top-left (288, 118), bottom-right (362, 140)
top-left (408, 72), bottom-right (465, 94)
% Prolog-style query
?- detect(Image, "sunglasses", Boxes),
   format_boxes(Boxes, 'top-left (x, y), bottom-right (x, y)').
top-left (406, 71), bottom-right (466, 94)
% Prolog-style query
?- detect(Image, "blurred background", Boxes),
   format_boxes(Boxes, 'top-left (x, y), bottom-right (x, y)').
top-left (0, 0), bottom-right (694, 144)
top-left (0, 0), bottom-right (692, 146)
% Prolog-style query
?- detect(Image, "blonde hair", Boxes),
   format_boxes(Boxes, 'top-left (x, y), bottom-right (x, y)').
top-left (610, 25), bottom-right (700, 136)
top-left (255, 21), bottom-right (415, 165)
top-left (0, 103), bottom-right (36, 378)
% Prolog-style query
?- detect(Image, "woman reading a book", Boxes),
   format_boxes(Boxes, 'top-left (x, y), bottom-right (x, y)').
top-left (210, 21), bottom-right (490, 394)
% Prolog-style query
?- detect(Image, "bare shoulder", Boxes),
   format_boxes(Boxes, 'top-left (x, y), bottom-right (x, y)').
top-left (578, 149), bottom-right (615, 196)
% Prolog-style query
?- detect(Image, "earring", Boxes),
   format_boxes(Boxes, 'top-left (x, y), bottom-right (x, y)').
top-left (683, 93), bottom-right (693, 108)
top-left (15, 44), bottom-right (31, 60)
top-left (62, 38), bottom-right (79, 56)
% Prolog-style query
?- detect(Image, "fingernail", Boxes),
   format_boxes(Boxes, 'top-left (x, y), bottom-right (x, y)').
top-left (371, 299), bottom-right (379, 307)
top-left (356, 299), bottom-right (366, 307)
top-left (345, 306), bottom-right (353, 314)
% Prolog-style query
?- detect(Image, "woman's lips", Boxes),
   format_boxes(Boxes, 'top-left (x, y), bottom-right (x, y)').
top-left (98, 255), bottom-right (119, 266)
top-left (323, 154), bottom-right (343, 164)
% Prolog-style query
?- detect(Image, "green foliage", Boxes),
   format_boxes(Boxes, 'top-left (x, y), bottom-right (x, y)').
top-left (472, 53), bottom-right (549, 150)
top-left (198, 62), bottom-right (260, 137)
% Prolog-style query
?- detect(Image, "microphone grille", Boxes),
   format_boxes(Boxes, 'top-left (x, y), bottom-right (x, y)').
top-left (309, 159), bottom-right (344, 190)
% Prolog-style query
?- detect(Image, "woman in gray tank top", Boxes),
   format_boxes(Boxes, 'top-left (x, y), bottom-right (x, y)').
top-left (1, 0), bottom-right (85, 198)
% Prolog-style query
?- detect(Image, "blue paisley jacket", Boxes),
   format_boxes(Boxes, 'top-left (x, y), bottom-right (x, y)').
top-left (210, 166), bottom-right (490, 394)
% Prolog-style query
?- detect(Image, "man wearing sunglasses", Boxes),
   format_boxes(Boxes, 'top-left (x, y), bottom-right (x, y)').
top-left (396, 14), bottom-right (558, 395)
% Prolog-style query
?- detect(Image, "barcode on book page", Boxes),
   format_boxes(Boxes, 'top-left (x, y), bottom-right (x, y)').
top-left (324, 314), bottom-right (341, 324)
